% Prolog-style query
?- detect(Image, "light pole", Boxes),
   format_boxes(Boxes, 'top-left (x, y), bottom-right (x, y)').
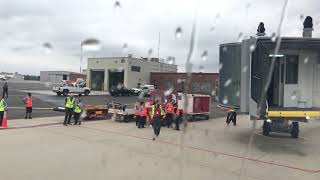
top-left (80, 42), bottom-right (83, 73)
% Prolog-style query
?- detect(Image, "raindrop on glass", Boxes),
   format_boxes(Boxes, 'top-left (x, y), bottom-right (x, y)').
top-left (148, 48), bottom-right (153, 57)
top-left (211, 90), bottom-right (216, 96)
top-left (175, 27), bottom-right (182, 39)
top-left (122, 43), bottom-right (128, 53)
top-left (249, 44), bottom-right (256, 52)
top-left (117, 84), bottom-right (122, 89)
top-left (235, 91), bottom-right (240, 97)
top-left (114, 1), bottom-right (121, 9)
top-left (204, 129), bottom-right (209, 136)
top-left (290, 94), bottom-right (297, 100)
top-left (222, 46), bottom-right (228, 52)
top-left (164, 88), bottom-right (173, 96)
top-left (82, 38), bottom-right (101, 51)
top-left (218, 63), bottom-right (223, 70)
top-left (306, 116), bottom-right (310, 120)
top-left (210, 27), bottom-right (215, 32)
top-left (304, 57), bottom-right (309, 64)
top-left (177, 78), bottom-right (182, 84)
top-left (199, 65), bottom-right (205, 72)
top-left (237, 32), bottom-right (243, 42)
top-left (201, 50), bottom-right (208, 61)
top-left (224, 78), bottom-right (232, 87)
top-left (242, 66), bottom-right (248, 73)
top-left (222, 96), bottom-right (228, 105)
top-left (271, 32), bottom-right (277, 42)
top-left (43, 43), bottom-right (53, 53)
top-left (299, 14), bottom-right (304, 21)
top-left (215, 13), bottom-right (221, 19)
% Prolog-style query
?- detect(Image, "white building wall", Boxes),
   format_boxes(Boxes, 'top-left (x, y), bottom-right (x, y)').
top-left (87, 57), bottom-right (177, 90)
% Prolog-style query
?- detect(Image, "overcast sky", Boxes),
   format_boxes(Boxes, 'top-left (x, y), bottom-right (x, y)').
top-left (0, 0), bottom-right (319, 75)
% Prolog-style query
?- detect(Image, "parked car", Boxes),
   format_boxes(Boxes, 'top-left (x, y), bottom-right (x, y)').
top-left (109, 86), bottom-right (133, 96)
top-left (130, 88), bottom-right (142, 96)
top-left (53, 83), bottom-right (90, 96)
top-left (141, 85), bottom-right (155, 96)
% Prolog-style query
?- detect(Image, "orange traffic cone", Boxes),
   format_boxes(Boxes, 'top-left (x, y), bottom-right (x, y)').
top-left (1, 113), bottom-right (8, 128)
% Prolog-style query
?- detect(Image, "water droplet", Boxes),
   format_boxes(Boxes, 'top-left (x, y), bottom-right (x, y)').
top-left (306, 116), bottom-right (310, 120)
top-left (164, 88), bottom-right (173, 96)
top-left (117, 84), bottom-right (122, 89)
top-left (80, 110), bottom-right (87, 119)
top-left (122, 43), bottom-right (128, 53)
top-left (147, 48), bottom-right (153, 58)
top-left (235, 91), bottom-right (240, 97)
top-left (204, 129), bottom-right (209, 136)
top-left (218, 63), bottom-right (223, 70)
top-left (237, 32), bottom-right (243, 42)
top-left (304, 57), bottom-right (309, 64)
top-left (43, 43), bottom-right (53, 53)
top-left (138, 161), bottom-right (143, 166)
top-left (246, 3), bottom-right (251, 9)
top-left (199, 65), bottom-right (205, 72)
top-left (299, 14), bottom-right (304, 21)
top-left (114, 1), bottom-right (121, 8)
top-left (215, 13), bottom-right (221, 19)
top-left (222, 96), bottom-right (228, 104)
top-left (271, 32), bottom-right (277, 42)
top-left (82, 38), bottom-right (101, 51)
top-left (177, 78), bottom-right (182, 84)
top-left (44, 82), bottom-right (51, 87)
top-left (249, 44), bottom-right (256, 52)
top-left (222, 46), bottom-right (228, 52)
top-left (290, 94), bottom-right (297, 100)
top-left (242, 66), bottom-right (248, 72)
top-left (224, 78), bottom-right (232, 87)
top-left (201, 50), bottom-right (208, 61)
top-left (175, 27), bottom-right (182, 39)
top-left (211, 90), bottom-right (216, 96)
top-left (210, 27), bottom-right (215, 32)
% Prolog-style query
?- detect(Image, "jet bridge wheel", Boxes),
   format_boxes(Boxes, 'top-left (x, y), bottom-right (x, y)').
top-left (262, 120), bottom-right (271, 136)
top-left (291, 122), bottom-right (299, 138)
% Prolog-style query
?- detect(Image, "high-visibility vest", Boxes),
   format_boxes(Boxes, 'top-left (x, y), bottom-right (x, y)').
top-left (166, 102), bottom-right (173, 113)
top-left (135, 103), bottom-right (140, 116)
top-left (140, 107), bottom-right (147, 117)
top-left (25, 96), bottom-right (33, 107)
top-left (160, 104), bottom-right (165, 116)
top-left (0, 99), bottom-right (5, 112)
top-left (65, 97), bottom-right (75, 108)
top-left (152, 105), bottom-right (161, 118)
top-left (74, 105), bottom-right (82, 113)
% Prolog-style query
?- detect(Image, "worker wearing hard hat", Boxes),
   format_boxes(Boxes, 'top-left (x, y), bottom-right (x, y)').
top-left (73, 99), bottom-right (83, 125)
top-left (151, 100), bottom-right (163, 140)
top-left (139, 101), bottom-right (147, 128)
top-left (165, 99), bottom-right (174, 128)
top-left (23, 93), bottom-right (33, 119)
top-left (64, 94), bottom-right (76, 126)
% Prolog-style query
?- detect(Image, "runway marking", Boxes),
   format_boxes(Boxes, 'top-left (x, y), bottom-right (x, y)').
top-left (79, 125), bottom-right (320, 173)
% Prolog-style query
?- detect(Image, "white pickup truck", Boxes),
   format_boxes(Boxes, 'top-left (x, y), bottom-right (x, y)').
top-left (52, 84), bottom-right (91, 96)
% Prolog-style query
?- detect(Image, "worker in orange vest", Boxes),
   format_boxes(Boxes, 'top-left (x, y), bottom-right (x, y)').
top-left (139, 101), bottom-right (147, 128)
top-left (151, 100), bottom-right (163, 140)
top-left (165, 99), bottom-right (174, 128)
top-left (23, 93), bottom-right (33, 119)
top-left (135, 101), bottom-right (141, 127)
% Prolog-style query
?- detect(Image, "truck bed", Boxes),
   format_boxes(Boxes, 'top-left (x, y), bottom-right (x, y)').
top-left (267, 107), bottom-right (320, 118)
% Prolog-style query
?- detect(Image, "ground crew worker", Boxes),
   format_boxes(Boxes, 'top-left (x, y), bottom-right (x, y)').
top-left (74, 99), bottom-right (83, 125)
top-left (135, 101), bottom-right (141, 127)
top-left (23, 93), bottom-right (33, 119)
top-left (2, 82), bottom-right (8, 98)
top-left (0, 97), bottom-right (7, 126)
top-left (226, 108), bottom-right (237, 126)
top-left (173, 104), bottom-right (181, 131)
top-left (151, 100), bottom-right (162, 140)
top-left (64, 94), bottom-right (75, 126)
top-left (139, 101), bottom-right (147, 128)
top-left (165, 99), bottom-right (174, 128)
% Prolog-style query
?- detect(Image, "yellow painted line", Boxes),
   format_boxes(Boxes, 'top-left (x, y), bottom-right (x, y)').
top-left (267, 111), bottom-right (320, 118)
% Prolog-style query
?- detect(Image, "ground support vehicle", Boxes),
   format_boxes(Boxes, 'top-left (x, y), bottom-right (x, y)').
top-left (53, 82), bottom-right (90, 96)
top-left (53, 105), bottom-right (108, 120)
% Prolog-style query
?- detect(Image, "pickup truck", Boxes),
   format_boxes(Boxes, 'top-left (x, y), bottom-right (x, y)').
top-left (52, 84), bottom-right (91, 96)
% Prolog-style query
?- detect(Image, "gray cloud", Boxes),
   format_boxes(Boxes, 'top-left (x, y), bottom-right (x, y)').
top-left (0, 0), bottom-right (320, 74)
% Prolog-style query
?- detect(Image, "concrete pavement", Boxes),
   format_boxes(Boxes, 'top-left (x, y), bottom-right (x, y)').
top-left (0, 115), bottom-right (320, 180)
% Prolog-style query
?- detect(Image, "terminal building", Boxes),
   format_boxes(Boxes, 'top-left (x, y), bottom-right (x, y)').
top-left (86, 56), bottom-right (177, 91)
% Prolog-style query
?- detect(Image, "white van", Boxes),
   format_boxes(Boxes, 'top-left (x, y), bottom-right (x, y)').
top-left (141, 85), bottom-right (155, 95)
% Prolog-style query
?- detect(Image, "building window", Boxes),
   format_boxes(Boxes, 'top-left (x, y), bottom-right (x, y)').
top-left (192, 82), bottom-right (200, 93)
top-left (121, 59), bottom-right (125, 63)
top-left (131, 66), bottom-right (141, 72)
top-left (286, 55), bottom-right (299, 84)
top-left (63, 75), bottom-right (68, 80)
top-left (164, 80), bottom-right (173, 90)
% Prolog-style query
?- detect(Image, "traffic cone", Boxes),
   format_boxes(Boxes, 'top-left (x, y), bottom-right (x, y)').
top-left (1, 113), bottom-right (8, 128)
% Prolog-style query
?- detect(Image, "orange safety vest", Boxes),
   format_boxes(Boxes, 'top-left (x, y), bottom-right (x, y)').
top-left (166, 102), bottom-right (173, 113)
top-left (140, 107), bottom-right (147, 117)
top-left (25, 97), bottom-right (33, 107)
